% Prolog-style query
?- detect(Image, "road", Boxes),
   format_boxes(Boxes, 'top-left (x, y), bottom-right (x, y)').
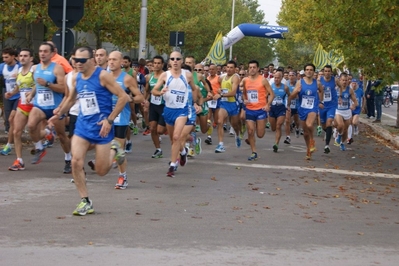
top-left (0, 122), bottom-right (398, 265)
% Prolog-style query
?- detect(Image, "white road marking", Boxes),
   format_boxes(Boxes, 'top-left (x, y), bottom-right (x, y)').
top-left (382, 112), bottom-right (397, 120)
top-left (200, 161), bottom-right (399, 179)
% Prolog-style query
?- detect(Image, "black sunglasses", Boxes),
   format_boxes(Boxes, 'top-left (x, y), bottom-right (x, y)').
top-left (170, 57), bottom-right (181, 61)
top-left (194, 69), bottom-right (203, 71)
top-left (239, 74), bottom-right (245, 76)
top-left (73, 58), bottom-right (90, 64)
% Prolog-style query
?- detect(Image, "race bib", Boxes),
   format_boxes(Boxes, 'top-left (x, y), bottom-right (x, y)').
top-left (79, 91), bottom-right (100, 116)
top-left (20, 88), bottom-right (31, 105)
top-left (338, 99), bottom-right (349, 109)
top-left (151, 95), bottom-right (162, 105)
top-left (170, 89), bottom-right (186, 108)
top-left (37, 89), bottom-right (55, 107)
top-left (272, 96), bottom-right (283, 106)
top-left (114, 113), bottom-right (120, 124)
top-left (324, 87), bottom-right (332, 101)
top-left (300, 96), bottom-right (315, 109)
top-left (221, 89), bottom-right (229, 102)
top-left (290, 100), bottom-right (297, 109)
top-left (247, 90), bottom-right (258, 103)
top-left (208, 100), bottom-right (217, 108)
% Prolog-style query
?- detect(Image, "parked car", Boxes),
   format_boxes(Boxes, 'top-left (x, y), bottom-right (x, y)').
top-left (391, 84), bottom-right (398, 101)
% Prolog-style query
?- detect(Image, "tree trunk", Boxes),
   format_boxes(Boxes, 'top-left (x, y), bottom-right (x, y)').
top-left (396, 100), bottom-right (399, 128)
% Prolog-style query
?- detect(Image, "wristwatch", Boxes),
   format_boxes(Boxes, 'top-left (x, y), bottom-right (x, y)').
top-left (106, 118), bottom-right (114, 125)
top-left (45, 81), bottom-right (51, 87)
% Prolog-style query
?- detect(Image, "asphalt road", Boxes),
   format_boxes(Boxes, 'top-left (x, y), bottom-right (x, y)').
top-left (0, 122), bottom-right (398, 265)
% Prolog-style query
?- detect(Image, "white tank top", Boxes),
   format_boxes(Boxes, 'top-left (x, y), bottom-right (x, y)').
top-left (66, 71), bottom-right (80, 116)
top-left (163, 69), bottom-right (189, 109)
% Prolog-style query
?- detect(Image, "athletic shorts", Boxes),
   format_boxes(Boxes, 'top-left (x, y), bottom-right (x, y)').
top-left (289, 108), bottom-right (298, 115)
top-left (68, 114), bottom-right (78, 137)
top-left (298, 107), bottom-right (318, 121)
top-left (186, 106), bottom-right (196, 126)
top-left (17, 107), bottom-right (30, 117)
top-left (74, 128), bottom-right (114, 145)
top-left (219, 101), bottom-right (239, 116)
top-left (33, 106), bottom-right (55, 120)
top-left (114, 125), bottom-right (128, 139)
top-left (197, 102), bottom-right (209, 116)
top-left (319, 106), bottom-right (336, 124)
top-left (149, 103), bottom-right (166, 126)
top-left (352, 108), bottom-right (361, 116)
top-left (163, 106), bottom-right (188, 126)
top-left (335, 109), bottom-right (352, 120)
top-left (269, 104), bottom-right (286, 118)
top-left (246, 109), bottom-right (267, 121)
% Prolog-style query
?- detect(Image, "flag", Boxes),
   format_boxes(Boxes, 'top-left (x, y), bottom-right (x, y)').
top-left (204, 31), bottom-right (226, 65)
top-left (313, 44), bottom-right (344, 70)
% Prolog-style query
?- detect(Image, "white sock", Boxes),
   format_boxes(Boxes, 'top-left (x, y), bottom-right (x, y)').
top-left (35, 141), bottom-right (44, 150)
top-left (18, 158), bottom-right (23, 164)
top-left (65, 152), bottom-right (72, 161)
top-left (347, 125), bottom-right (353, 139)
top-left (180, 148), bottom-right (187, 156)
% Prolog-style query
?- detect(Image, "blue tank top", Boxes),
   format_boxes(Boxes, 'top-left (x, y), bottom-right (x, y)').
top-left (352, 88), bottom-right (363, 112)
top-left (271, 83), bottom-right (286, 106)
top-left (112, 72), bottom-right (131, 126)
top-left (287, 83), bottom-right (298, 109)
top-left (75, 67), bottom-right (114, 139)
top-left (299, 79), bottom-right (319, 112)
top-left (337, 86), bottom-right (350, 110)
top-left (33, 62), bottom-right (63, 109)
top-left (187, 85), bottom-right (196, 121)
top-left (320, 76), bottom-right (337, 108)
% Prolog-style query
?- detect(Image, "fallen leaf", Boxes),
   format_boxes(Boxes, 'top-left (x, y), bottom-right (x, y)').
top-left (232, 206), bottom-right (241, 210)
top-left (88, 242), bottom-right (93, 245)
top-left (191, 216), bottom-right (202, 219)
top-left (56, 216), bottom-right (66, 219)
top-left (140, 180), bottom-right (146, 183)
top-left (248, 183), bottom-right (254, 185)
top-left (263, 206), bottom-right (271, 209)
top-left (252, 187), bottom-right (259, 191)
top-left (23, 219), bottom-right (32, 222)
top-left (196, 202), bottom-right (209, 206)
top-left (358, 232), bottom-right (364, 235)
top-left (237, 220), bottom-right (243, 223)
top-left (236, 167), bottom-right (241, 170)
top-left (211, 177), bottom-right (217, 181)
top-left (276, 187), bottom-right (281, 191)
top-left (135, 212), bottom-right (142, 215)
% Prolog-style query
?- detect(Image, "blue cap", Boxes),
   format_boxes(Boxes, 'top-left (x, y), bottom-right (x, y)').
top-left (351, 79), bottom-right (358, 82)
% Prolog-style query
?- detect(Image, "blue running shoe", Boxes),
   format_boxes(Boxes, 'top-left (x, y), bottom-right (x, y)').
top-left (335, 134), bottom-right (342, 144)
top-left (215, 144), bottom-right (226, 153)
top-left (235, 136), bottom-right (241, 148)
top-left (248, 152), bottom-right (258, 161)
top-left (0, 145), bottom-right (11, 156)
top-left (340, 143), bottom-right (346, 151)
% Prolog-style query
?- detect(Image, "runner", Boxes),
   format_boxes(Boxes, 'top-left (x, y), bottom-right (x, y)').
top-left (95, 48), bottom-right (108, 70)
top-left (334, 73), bottom-right (358, 151)
top-left (0, 47), bottom-right (19, 155)
top-left (205, 63), bottom-right (220, 145)
top-left (349, 78), bottom-right (363, 138)
top-left (6, 49), bottom-right (35, 170)
top-left (287, 63), bottom-right (324, 160)
top-left (151, 51), bottom-right (198, 177)
top-left (284, 71), bottom-right (300, 144)
top-left (48, 46), bottom-right (130, 215)
top-left (242, 60), bottom-right (273, 160)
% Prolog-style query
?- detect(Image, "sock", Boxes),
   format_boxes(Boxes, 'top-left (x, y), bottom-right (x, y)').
top-left (348, 125), bottom-right (353, 139)
top-left (219, 142), bottom-right (224, 146)
top-left (180, 148), bottom-right (187, 156)
top-left (119, 171), bottom-right (127, 178)
top-left (325, 126), bottom-right (332, 145)
top-left (170, 162), bottom-right (176, 167)
top-left (83, 197), bottom-right (90, 203)
top-left (156, 148), bottom-right (161, 151)
top-left (5, 143), bottom-right (11, 148)
top-left (65, 152), bottom-right (72, 161)
top-left (35, 141), bottom-right (44, 150)
top-left (18, 158), bottom-right (23, 164)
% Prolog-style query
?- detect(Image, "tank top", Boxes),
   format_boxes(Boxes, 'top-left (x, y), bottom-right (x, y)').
top-left (244, 75), bottom-right (266, 110)
top-left (337, 86), bottom-right (350, 110)
top-left (351, 87), bottom-right (363, 112)
top-left (17, 66), bottom-right (35, 110)
top-left (149, 72), bottom-right (164, 105)
top-left (33, 62), bottom-right (63, 109)
top-left (76, 67), bottom-right (113, 138)
top-left (286, 82), bottom-right (298, 109)
top-left (207, 75), bottom-right (220, 94)
top-left (320, 76), bottom-right (337, 108)
top-left (220, 75), bottom-right (236, 103)
top-left (299, 79), bottom-right (319, 111)
top-left (193, 71), bottom-right (207, 98)
top-left (112, 72), bottom-right (131, 126)
top-left (163, 70), bottom-right (189, 109)
top-left (2, 63), bottom-right (20, 100)
top-left (66, 71), bottom-right (80, 116)
top-left (271, 82), bottom-right (286, 106)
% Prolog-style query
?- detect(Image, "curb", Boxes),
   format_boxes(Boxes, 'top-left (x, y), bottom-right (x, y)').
top-left (359, 117), bottom-right (399, 149)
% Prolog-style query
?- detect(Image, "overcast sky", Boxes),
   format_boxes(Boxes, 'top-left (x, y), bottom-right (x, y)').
top-left (257, 0), bottom-right (282, 25)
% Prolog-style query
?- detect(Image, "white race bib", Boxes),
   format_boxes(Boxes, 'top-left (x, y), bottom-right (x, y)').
top-left (151, 95), bottom-right (162, 105)
top-left (338, 99), bottom-right (349, 110)
top-left (37, 89), bottom-right (54, 107)
top-left (272, 96), bottom-right (283, 106)
top-left (20, 88), bottom-right (31, 105)
top-left (221, 89), bottom-right (229, 101)
top-left (207, 100), bottom-right (217, 108)
top-left (290, 100), bottom-right (297, 109)
top-left (300, 96), bottom-right (315, 109)
top-left (324, 88), bottom-right (332, 102)
top-left (170, 89), bottom-right (186, 108)
top-left (247, 90), bottom-right (258, 103)
top-left (79, 91), bottom-right (100, 116)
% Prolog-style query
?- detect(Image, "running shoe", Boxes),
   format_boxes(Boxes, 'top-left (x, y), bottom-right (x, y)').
top-left (324, 145), bottom-right (330, 154)
top-left (129, 120), bottom-right (135, 130)
top-left (316, 125), bottom-right (322, 136)
top-left (273, 144), bottom-right (278, 153)
top-left (9, 159), bottom-right (25, 171)
top-left (125, 141), bottom-right (132, 153)
top-left (180, 147), bottom-right (188, 166)
top-left (223, 124), bottom-right (227, 131)
top-left (347, 138), bottom-right (353, 145)
top-left (284, 136), bottom-right (291, 144)
top-left (335, 134), bottom-right (342, 145)
top-left (305, 149), bottom-right (312, 160)
top-left (215, 144), bottom-right (226, 153)
top-left (248, 152), bottom-right (258, 161)
top-left (229, 126), bottom-right (235, 136)
top-left (111, 140), bottom-right (125, 165)
top-left (63, 160), bottom-right (72, 174)
top-left (195, 137), bottom-right (202, 155)
top-left (152, 149), bottom-right (163, 158)
top-left (46, 130), bottom-right (55, 146)
top-left (115, 175), bottom-right (128, 189)
top-left (31, 148), bottom-right (46, 164)
top-left (73, 198), bottom-right (94, 216)
top-left (295, 128), bottom-right (300, 138)
top-left (310, 139), bottom-right (316, 153)
top-left (235, 136), bottom-right (241, 148)
top-left (354, 126), bottom-right (359, 135)
top-left (133, 126), bottom-right (139, 135)
top-left (143, 128), bottom-right (151, 135)
top-left (340, 143), bottom-right (346, 151)
top-left (187, 148), bottom-right (195, 158)
top-left (88, 160), bottom-right (95, 171)
top-left (195, 125), bottom-right (200, 132)
top-left (42, 140), bottom-right (51, 148)
top-left (167, 166), bottom-right (175, 177)
top-left (0, 145), bottom-right (11, 156)
top-left (205, 136), bottom-right (212, 145)
top-left (266, 122), bottom-right (270, 129)
top-left (300, 129), bottom-right (304, 135)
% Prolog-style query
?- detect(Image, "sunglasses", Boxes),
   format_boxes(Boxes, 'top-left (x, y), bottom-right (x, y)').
top-left (73, 58), bottom-right (90, 64)
top-left (239, 74), bottom-right (245, 76)
top-left (194, 69), bottom-right (203, 71)
top-left (170, 57), bottom-right (181, 61)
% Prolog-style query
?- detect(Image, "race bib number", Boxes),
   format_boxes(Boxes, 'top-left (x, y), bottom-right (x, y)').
top-left (272, 96), bottom-right (283, 106)
top-left (247, 90), bottom-right (258, 103)
top-left (170, 89), bottom-right (186, 108)
top-left (20, 88), bottom-right (31, 105)
top-left (5, 78), bottom-right (16, 93)
top-left (151, 95), bottom-right (162, 105)
top-left (37, 89), bottom-right (54, 107)
top-left (290, 99), bottom-right (297, 109)
top-left (338, 99), bottom-right (349, 110)
top-left (324, 88), bottom-right (332, 101)
top-left (79, 91), bottom-right (100, 116)
top-left (221, 89), bottom-right (229, 102)
top-left (300, 96), bottom-right (315, 109)
top-left (208, 100), bottom-right (217, 108)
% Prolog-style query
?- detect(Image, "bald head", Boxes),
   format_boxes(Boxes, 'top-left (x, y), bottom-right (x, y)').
top-left (169, 51), bottom-right (183, 70)
top-left (108, 51), bottom-right (123, 72)
top-left (109, 51), bottom-right (122, 59)
top-left (95, 48), bottom-right (108, 68)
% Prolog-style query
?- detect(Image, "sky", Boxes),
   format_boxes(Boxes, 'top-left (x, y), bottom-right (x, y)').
top-left (257, 0), bottom-right (282, 25)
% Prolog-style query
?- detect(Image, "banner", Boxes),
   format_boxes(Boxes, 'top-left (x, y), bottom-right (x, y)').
top-left (313, 44), bottom-right (344, 70)
top-left (204, 31), bottom-right (226, 65)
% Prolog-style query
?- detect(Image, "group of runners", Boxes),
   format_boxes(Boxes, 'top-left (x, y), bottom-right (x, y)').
top-left (1, 44), bottom-right (363, 215)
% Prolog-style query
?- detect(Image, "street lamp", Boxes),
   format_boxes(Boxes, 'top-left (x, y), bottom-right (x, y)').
top-left (229, 0), bottom-right (235, 61)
